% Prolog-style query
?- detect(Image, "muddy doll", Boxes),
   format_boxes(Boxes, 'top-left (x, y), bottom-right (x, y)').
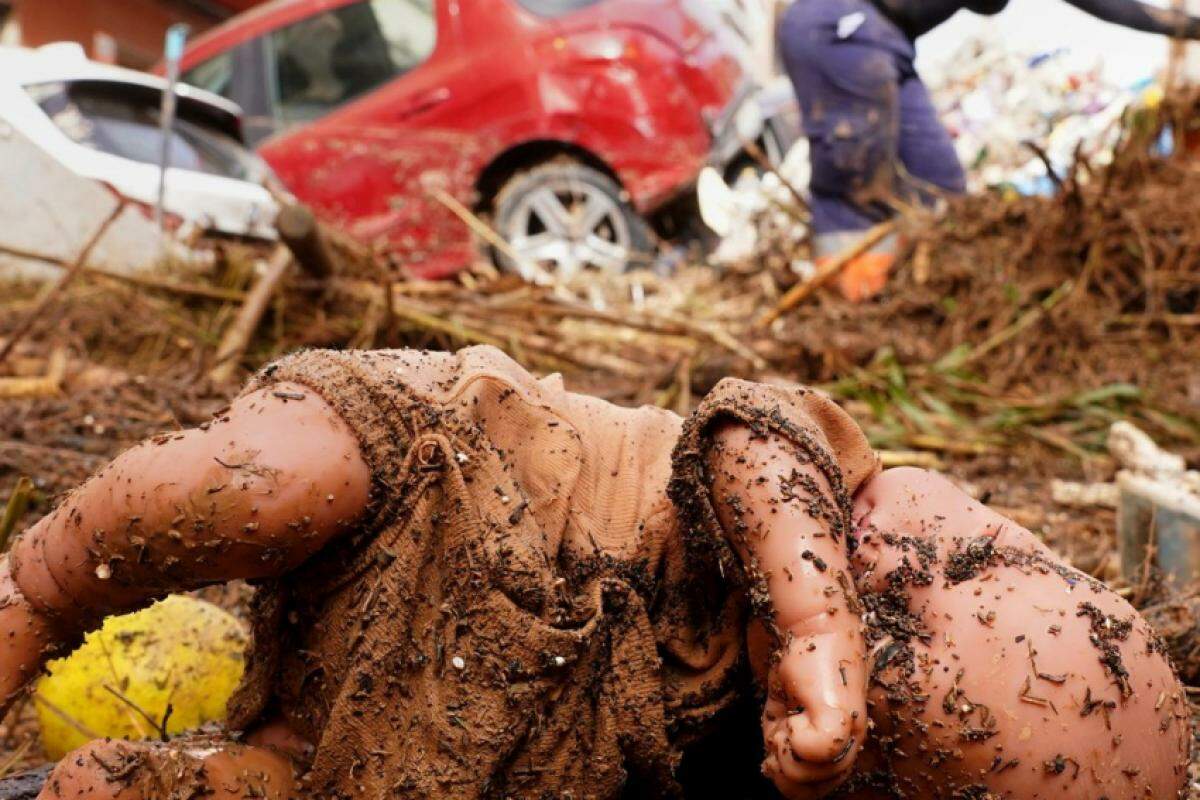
top-left (0, 346), bottom-right (1188, 800)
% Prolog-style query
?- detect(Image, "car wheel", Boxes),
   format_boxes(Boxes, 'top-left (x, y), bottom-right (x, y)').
top-left (493, 161), bottom-right (652, 283)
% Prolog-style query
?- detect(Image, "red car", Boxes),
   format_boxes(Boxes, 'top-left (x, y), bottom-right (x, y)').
top-left (177, 0), bottom-right (770, 280)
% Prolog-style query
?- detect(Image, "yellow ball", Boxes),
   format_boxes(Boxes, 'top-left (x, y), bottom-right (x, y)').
top-left (35, 595), bottom-right (247, 760)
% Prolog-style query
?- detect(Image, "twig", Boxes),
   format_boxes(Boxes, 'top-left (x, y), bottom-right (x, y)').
top-left (905, 434), bottom-right (997, 456)
top-left (0, 737), bottom-right (32, 780)
top-left (1022, 140), bottom-right (1067, 196)
top-left (1109, 313), bottom-right (1200, 327)
top-left (101, 684), bottom-right (169, 740)
top-left (0, 244), bottom-right (246, 303)
top-left (276, 202), bottom-right (335, 279)
top-left (937, 280), bottom-right (1074, 372)
top-left (755, 220), bottom-right (897, 329)
top-left (88, 267), bottom-right (247, 303)
top-left (878, 450), bottom-right (946, 470)
top-left (0, 202), bottom-right (125, 366)
top-left (1165, 0), bottom-right (1186, 92)
top-left (0, 477), bottom-right (34, 554)
top-left (0, 347), bottom-right (68, 399)
top-left (208, 245), bottom-right (293, 385)
top-left (31, 694), bottom-right (101, 741)
top-left (428, 188), bottom-right (554, 285)
top-left (673, 357), bottom-right (692, 415)
top-left (741, 138), bottom-right (811, 215)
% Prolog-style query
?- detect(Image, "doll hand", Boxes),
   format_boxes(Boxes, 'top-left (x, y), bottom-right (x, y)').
top-left (762, 631), bottom-right (867, 799)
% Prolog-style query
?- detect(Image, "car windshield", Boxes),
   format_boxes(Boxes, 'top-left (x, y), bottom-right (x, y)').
top-left (27, 80), bottom-right (268, 183)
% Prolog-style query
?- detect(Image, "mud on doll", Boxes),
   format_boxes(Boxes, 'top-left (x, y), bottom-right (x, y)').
top-left (0, 346), bottom-right (1189, 799)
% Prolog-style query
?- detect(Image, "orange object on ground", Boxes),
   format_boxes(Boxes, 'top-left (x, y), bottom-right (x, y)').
top-left (833, 250), bottom-right (898, 302)
top-left (814, 230), bottom-right (900, 303)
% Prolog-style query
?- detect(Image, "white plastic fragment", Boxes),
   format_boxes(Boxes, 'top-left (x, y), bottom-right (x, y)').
top-left (1050, 480), bottom-right (1120, 509)
top-left (1108, 421), bottom-right (1188, 478)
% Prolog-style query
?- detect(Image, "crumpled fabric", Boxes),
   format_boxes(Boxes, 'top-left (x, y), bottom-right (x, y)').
top-left (226, 346), bottom-right (877, 799)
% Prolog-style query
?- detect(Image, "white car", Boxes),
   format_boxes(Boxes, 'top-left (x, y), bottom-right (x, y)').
top-left (0, 42), bottom-right (277, 241)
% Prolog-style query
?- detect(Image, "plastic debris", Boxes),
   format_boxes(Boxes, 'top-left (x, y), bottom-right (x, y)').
top-left (698, 139), bottom-right (812, 271)
top-left (1050, 480), bottom-right (1120, 509)
top-left (1103, 422), bottom-right (1200, 586)
top-left (926, 33), bottom-right (1157, 194)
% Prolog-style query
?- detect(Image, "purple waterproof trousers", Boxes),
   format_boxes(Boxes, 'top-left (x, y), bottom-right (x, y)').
top-left (780, 0), bottom-right (966, 239)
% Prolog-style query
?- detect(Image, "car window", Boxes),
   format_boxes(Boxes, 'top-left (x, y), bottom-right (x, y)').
top-left (182, 51), bottom-right (235, 100)
top-left (513, 0), bottom-right (604, 16)
top-left (29, 80), bottom-right (268, 182)
top-left (268, 0), bottom-right (437, 126)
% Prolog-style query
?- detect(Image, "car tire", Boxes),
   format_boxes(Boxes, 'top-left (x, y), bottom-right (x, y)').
top-left (492, 160), bottom-right (654, 282)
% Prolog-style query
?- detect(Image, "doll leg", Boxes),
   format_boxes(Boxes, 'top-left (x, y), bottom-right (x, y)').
top-left (37, 734), bottom-right (297, 800)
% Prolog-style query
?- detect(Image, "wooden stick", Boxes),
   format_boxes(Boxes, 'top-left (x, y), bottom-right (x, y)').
top-left (208, 245), bottom-right (293, 385)
top-left (0, 737), bottom-right (32, 781)
top-left (755, 220), bottom-right (897, 329)
top-left (90, 267), bottom-right (247, 302)
top-left (276, 203), bottom-right (335, 278)
top-left (0, 477), bottom-right (34, 554)
top-left (0, 243), bottom-right (247, 302)
top-left (937, 280), bottom-right (1073, 372)
top-left (0, 347), bottom-right (67, 399)
top-left (428, 189), bottom-right (554, 285)
top-left (0, 202), bottom-right (124, 366)
top-left (1165, 0), bottom-right (1187, 91)
top-left (741, 138), bottom-right (811, 215)
top-left (878, 450), bottom-right (946, 470)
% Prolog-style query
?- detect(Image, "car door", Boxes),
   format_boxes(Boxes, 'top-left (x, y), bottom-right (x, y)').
top-left (199, 0), bottom-right (481, 278)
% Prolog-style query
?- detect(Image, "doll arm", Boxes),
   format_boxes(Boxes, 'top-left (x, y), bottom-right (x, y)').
top-left (707, 422), bottom-right (868, 796)
top-left (1, 382), bottom-right (371, 715)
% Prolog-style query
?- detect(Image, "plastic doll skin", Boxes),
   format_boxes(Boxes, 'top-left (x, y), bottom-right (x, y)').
top-left (708, 423), bottom-right (1188, 800)
top-left (707, 423), bottom-right (870, 799)
top-left (0, 389), bottom-right (1188, 799)
top-left (1, 383), bottom-right (368, 799)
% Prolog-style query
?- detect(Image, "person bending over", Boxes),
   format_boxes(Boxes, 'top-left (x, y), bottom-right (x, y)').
top-left (781, 0), bottom-right (1200, 301)
top-left (0, 346), bottom-right (1188, 799)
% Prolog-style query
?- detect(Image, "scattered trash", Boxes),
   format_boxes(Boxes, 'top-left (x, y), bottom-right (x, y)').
top-left (1110, 420), bottom-right (1195, 482)
top-left (1106, 422), bottom-right (1200, 588)
top-left (698, 139), bottom-right (812, 269)
top-left (926, 34), bottom-right (1157, 193)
